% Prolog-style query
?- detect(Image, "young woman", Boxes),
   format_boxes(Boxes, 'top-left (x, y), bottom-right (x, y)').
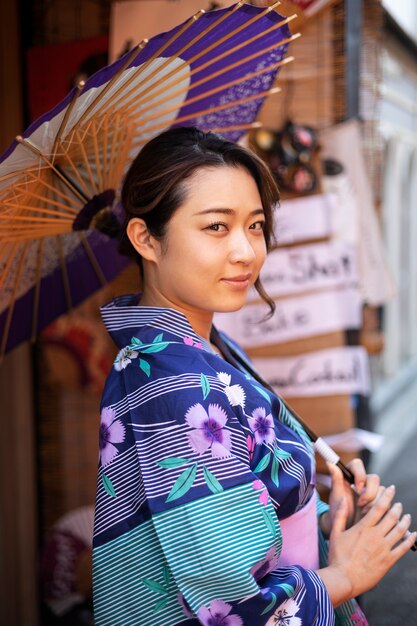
top-left (93, 127), bottom-right (414, 626)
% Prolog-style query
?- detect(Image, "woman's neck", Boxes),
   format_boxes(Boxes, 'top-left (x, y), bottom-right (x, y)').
top-left (139, 287), bottom-right (213, 343)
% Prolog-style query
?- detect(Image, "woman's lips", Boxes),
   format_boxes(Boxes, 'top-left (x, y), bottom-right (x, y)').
top-left (221, 274), bottom-right (252, 289)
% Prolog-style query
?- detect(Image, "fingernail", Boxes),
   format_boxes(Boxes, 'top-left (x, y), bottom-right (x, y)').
top-left (386, 484), bottom-right (396, 495)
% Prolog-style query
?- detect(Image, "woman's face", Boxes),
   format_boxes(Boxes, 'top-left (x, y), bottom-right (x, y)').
top-left (147, 165), bottom-right (267, 322)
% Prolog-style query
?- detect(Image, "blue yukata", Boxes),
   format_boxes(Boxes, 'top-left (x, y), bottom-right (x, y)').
top-left (93, 294), bottom-right (368, 626)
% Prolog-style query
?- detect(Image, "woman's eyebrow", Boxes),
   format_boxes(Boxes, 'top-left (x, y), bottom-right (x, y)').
top-left (193, 207), bottom-right (264, 216)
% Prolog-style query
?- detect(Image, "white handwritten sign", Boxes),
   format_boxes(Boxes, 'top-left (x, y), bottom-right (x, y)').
top-left (248, 240), bottom-right (358, 300)
top-left (274, 193), bottom-right (337, 245)
top-left (214, 287), bottom-right (362, 347)
top-left (251, 347), bottom-right (370, 398)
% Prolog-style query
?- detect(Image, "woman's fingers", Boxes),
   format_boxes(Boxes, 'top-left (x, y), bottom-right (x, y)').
top-left (359, 485), bottom-right (385, 516)
top-left (360, 484), bottom-right (396, 527)
top-left (377, 501), bottom-right (403, 535)
top-left (356, 473), bottom-right (380, 507)
top-left (347, 458), bottom-right (367, 494)
top-left (384, 511), bottom-right (411, 544)
top-left (391, 529), bottom-right (417, 560)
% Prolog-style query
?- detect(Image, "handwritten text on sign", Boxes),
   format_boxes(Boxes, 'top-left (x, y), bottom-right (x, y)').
top-left (252, 347), bottom-right (370, 398)
top-left (214, 287), bottom-right (362, 347)
top-left (274, 193), bottom-right (337, 245)
top-left (248, 240), bottom-right (358, 301)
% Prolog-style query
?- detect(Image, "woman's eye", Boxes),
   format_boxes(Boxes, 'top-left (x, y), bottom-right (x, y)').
top-left (206, 222), bottom-right (228, 232)
top-left (249, 220), bottom-right (265, 231)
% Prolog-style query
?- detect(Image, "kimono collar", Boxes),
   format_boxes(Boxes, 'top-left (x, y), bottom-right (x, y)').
top-left (100, 293), bottom-right (213, 352)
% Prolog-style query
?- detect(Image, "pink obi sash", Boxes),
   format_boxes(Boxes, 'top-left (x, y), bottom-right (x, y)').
top-left (277, 494), bottom-right (319, 570)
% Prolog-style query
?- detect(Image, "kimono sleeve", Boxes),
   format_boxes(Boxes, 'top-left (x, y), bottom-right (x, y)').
top-left (122, 362), bottom-right (336, 626)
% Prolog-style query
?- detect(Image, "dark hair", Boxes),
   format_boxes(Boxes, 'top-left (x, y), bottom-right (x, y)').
top-left (120, 126), bottom-right (280, 315)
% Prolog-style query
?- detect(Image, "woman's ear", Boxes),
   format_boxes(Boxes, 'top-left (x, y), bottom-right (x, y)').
top-left (126, 218), bottom-right (160, 263)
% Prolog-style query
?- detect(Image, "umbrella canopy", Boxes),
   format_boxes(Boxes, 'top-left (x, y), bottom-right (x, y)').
top-left (0, 0), bottom-right (297, 358)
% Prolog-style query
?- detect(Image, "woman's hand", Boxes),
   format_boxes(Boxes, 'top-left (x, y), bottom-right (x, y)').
top-left (319, 459), bottom-right (381, 536)
top-left (317, 465), bottom-right (416, 607)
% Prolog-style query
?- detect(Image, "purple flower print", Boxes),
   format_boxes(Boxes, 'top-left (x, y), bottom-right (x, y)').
top-left (99, 407), bottom-right (125, 466)
top-left (248, 407), bottom-right (275, 445)
top-left (185, 403), bottom-right (232, 459)
top-left (250, 545), bottom-right (280, 581)
top-left (198, 599), bottom-right (243, 626)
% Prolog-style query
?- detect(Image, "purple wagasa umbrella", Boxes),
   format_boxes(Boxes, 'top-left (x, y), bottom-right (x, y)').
top-left (0, 1), bottom-right (297, 358)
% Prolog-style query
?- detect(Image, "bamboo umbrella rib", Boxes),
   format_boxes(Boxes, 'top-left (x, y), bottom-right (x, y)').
top-left (31, 238), bottom-right (44, 341)
top-left (78, 232), bottom-right (107, 287)
top-left (126, 37), bottom-right (296, 122)
top-left (74, 130), bottom-right (99, 196)
top-left (109, 126), bottom-right (133, 190)
top-left (108, 113), bottom-right (126, 188)
top-left (14, 171), bottom-right (82, 209)
top-left (16, 137), bottom-right (88, 204)
top-left (2, 201), bottom-right (78, 219)
top-left (123, 15), bottom-right (297, 120)
top-left (74, 43), bottom-right (148, 130)
top-left (0, 240), bottom-right (19, 290)
top-left (82, 2), bottom-right (250, 127)
top-left (57, 139), bottom-right (94, 198)
top-left (75, 6), bottom-right (225, 126)
top-left (103, 118), bottom-right (120, 191)
top-left (51, 80), bottom-right (85, 163)
top-left (57, 235), bottom-right (72, 312)
top-left (91, 123), bottom-right (104, 191)
top-left (0, 242), bottom-right (30, 359)
top-left (6, 187), bottom-right (79, 215)
top-left (209, 121), bottom-right (262, 134)
top-left (102, 116), bottom-right (109, 188)
top-left (133, 57), bottom-right (293, 127)
top-left (134, 86), bottom-right (281, 138)
top-left (0, 214), bottom-right (73, 225)
top-left (0, 228), bottom-right (70, 240)
top-left (0, 241), bottom-right (12, 264)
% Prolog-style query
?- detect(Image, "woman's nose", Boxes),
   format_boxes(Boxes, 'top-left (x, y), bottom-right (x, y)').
top-left (228, 232), bottom-right (256, 264)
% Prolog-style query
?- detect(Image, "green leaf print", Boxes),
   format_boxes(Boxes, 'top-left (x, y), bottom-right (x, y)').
top-left (102, 473), bottom-right (116, 498)
top-left (253, 385), bottom-right (271, 404)
top-left (130, 336), bottom-right (143, 346)
top-left (153, 333), bottom-right (164, 343)
top-left (157, 457), bottom-right (191, 469)
top-left (162, 564), bottom-right (170, 587)
top-left (141, 578), bottom-right (168, 594)
top-left (200, 373), bottom-right (210, 400)
top-left (203, 465), bottom-right (224, 494)
top-left (253, 452), bottom-right (271, 474)
top-left (271, 456), bottom-right (280, 487)
top-left (139, 358), bottom-right (151, 377)
top-left (166, 463), bottom-right (198, 502)
top-left (261, 592), bottom-right (277, 615)
top-left (278, 583), bottom-right (295, 598)
top-left (141, 342), bottom-right (170, 353)
top-left (154, 596), bottom-right (169, 611)
top-left (274, 446), bottom-right (292, 461)
top-left (261, 508), bottom-right (277, 537)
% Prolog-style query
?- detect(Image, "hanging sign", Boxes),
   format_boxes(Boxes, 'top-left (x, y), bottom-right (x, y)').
top-left (251, 346), bottom-right (370, 398)
top-left (249, 240), bottom-right (358, 300)
top-left (274, 193), bottom-right (336, 245)
top-left (215, 287), bottom-right (362, 347)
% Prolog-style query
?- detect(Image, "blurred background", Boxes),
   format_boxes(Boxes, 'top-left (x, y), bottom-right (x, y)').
top-left (1, 0), bottom-right (417, 624)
